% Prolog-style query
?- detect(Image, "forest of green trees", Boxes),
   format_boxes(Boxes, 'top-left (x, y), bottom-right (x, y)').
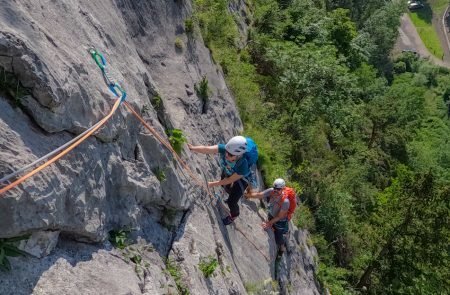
top-left (193, 0), bottom-right (449, 294)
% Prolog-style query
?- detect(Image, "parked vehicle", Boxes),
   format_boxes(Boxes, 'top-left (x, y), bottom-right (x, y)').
top-left (408, 1), bottom-right (424, 10)
top-left (402, 49), bottom-right (418, 55)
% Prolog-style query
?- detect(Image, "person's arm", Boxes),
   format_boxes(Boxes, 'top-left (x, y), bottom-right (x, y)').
top-left (187, 143), bottom-right (218, 154)
top-left (208, 173), bottom-right (242, 187)
top-left (262, 209), bottom-right (288, 229)
top-left (245, 190), bottom-right (265, 200)
top-left (247, 188), bottom-right (272, 200)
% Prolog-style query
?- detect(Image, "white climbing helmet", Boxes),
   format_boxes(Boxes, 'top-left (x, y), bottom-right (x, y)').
top-left (273, 178), bottom-right (286, 189)
top-left (225, 136), bottom-right (247, 156)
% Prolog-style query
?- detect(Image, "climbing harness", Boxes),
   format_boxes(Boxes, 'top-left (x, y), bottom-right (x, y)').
top-left (0, 48), bottom-right (270, 262)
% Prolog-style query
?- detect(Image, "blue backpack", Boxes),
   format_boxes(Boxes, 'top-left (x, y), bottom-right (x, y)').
top-left (244, 137), bottom-right (258, 167)
top-left (242, 137), bottom-right (258, 187)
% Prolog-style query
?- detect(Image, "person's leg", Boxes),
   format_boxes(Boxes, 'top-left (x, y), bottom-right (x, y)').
top-left (227, 179), bottom-right (248, 218)
top-left (274, 229), bottom-right (284, 256)
top-left (274, 221), bottom-right (289, 257)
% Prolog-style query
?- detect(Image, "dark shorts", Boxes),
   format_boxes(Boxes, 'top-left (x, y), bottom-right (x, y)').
top-left (269, 214), bottom-right (289, 246)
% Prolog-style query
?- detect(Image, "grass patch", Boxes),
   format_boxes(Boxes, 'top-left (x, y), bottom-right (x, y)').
top-left (0, 235), bottom-right (30, 272)
top-left (151, 93), bottom-right (163, 110)
top-left (194, 76), bottom-right (210, 113)
top-left (244, 282), bottom-right (259, 293)
top-left (121, 244), bottom-right (153, 277)
top-left (409, 4), bottom-right (445, 59)
top-left (198, 255), bottom-right (218, 278)
top-left (244, 279), bottom-right (278, 294)
top-left (152, 166), bottom-right (166, 182)
top-left (185, 17), bottom-right (194, 34)
top-left (108, 229), bottom-right (131, 249)
top-left (175, 37), bottom-right (184, 50)
top-left (166, 129), bottom-right (187, 155)
top-left (0, 66), bottom-right (30, 107)
top-left (429, 0), bottom-right (450, 14)
top-left (166, 258), bottom-right (190, 295)
top-left (194, 76), bottom-right (209, 104)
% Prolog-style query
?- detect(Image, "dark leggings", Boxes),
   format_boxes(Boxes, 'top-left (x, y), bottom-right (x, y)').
top-left (268, 214), bottom-right (289, 247)
top-left (223, 178), bottom-right (248, 218)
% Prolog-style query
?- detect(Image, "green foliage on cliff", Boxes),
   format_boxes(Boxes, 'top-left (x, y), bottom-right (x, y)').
top-left (194, 0), bottom-right (450, 293)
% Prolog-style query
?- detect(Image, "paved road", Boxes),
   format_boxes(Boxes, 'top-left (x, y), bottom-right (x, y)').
top-left (395, 14), bottom-right (450, 68)
top-left (432, 5), bottom-right (450, 63)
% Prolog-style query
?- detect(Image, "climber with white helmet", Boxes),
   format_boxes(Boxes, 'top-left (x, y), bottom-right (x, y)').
top-left (188, 136), bottom-right (255, 225)
top-left (246, 178), bottom-right (296, 259)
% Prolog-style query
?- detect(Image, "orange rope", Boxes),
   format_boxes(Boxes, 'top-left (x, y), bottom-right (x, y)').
top-left (124, 102), bottom-right (270, 261)
top-left (123, 102), bottom-right (205, 188)
top-left (0, 99), bottom-right (121, 196)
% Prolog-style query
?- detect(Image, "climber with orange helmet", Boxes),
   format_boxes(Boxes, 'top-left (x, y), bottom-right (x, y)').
top-left (188, 136), bottom-right (253, 225)
top-left (245, 178), bottom-right (296, 258)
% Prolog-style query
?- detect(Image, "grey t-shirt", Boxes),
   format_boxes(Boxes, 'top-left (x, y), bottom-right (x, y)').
top-left (263, 188), bottom-right (290, 221)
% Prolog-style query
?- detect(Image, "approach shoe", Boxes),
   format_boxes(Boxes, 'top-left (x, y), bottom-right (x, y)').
top-left (222, 215), bottom-right (235, 225)
top-left (276, 249), bottom-right (285, 260)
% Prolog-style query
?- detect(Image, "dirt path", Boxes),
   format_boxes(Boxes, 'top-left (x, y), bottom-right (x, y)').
top-left (394, 14), bottom-right (450, 68)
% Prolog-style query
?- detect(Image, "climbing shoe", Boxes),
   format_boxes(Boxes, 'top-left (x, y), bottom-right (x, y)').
top-left (222, 215), bottom-right (235, 225)
top-left (276, 248), bottom-right (284, 260)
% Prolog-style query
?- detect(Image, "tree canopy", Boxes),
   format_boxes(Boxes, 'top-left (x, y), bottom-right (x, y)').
top-left (194, 0), bottom-right (450, 293)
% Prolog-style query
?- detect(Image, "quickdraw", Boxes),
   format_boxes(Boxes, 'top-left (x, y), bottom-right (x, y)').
top-left (89, 48), bottom-right (127, 101)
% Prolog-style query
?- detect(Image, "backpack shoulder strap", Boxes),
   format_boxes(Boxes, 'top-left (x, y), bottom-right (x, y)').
top-left (232, 156), bottom-right (251, 177)
top-left (277, 190), bottom-right (288, 207)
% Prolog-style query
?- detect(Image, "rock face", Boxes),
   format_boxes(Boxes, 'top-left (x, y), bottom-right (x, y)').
top-left (0, 1), bottom-right (321, 294)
